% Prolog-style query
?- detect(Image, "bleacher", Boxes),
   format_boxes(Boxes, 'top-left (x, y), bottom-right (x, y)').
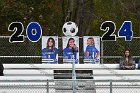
top-left (2, 64), bottom-right (140, 82)
top-left (0, 64), bottom-right (140, 93)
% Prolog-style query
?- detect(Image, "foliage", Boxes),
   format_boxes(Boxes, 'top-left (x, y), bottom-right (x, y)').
top-left (0, 0), bottom-right (140, 36)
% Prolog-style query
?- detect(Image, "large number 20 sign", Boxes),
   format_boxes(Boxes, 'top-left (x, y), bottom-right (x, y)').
top-left (100, 21), bottom-right (133, 41)
top-left (8, 22), bottom-right (42, 43)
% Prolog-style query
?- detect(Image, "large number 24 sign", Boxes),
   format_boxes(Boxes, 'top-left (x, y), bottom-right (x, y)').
top-left (100, 21), bottom-right (133, 41)
top-left (8, 22), bottom-right (42, 43)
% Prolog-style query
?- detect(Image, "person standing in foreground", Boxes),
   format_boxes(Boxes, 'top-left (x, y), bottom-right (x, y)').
top-left (0, 62), bottom-right (4, 76)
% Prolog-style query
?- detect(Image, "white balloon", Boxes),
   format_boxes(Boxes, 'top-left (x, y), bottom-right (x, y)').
top-left (62, 21), bottom-right (78, 36)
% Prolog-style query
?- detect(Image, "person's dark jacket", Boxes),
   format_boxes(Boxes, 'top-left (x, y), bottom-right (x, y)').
top-left (120, 58), bottom-right (135, 70)
top-left (0, 63), bottom-right (4, 76)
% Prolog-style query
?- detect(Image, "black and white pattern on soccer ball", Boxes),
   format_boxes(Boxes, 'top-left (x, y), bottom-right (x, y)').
top-left (62, 21), bottom-right (78, 36)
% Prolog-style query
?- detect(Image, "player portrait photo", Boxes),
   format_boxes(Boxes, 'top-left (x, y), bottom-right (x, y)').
top-left (42, 36), bottom-right (58, 64)
top-left (83, 36), bottom-right (100, 64)
top-left (63, 36), bottom-right (79, 64)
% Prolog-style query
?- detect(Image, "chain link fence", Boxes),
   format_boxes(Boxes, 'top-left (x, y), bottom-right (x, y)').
top-left (0, 37), bottom-right (41, 56)
top-left (103, 38), bottom-right (140, 56)
top-left (0, 37), bottom-right (140, 64)
top-left (102, 37), bottom-right (140, 64)
top-left (0, 36), bottom-right (41, 63)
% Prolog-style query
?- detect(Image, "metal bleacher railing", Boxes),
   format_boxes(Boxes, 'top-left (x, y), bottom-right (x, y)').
top-left (0, 79), bottom-right (140, 93)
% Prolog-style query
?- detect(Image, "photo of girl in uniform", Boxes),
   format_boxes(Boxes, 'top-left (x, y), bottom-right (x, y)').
top-left (63, 37), bottom-right (79, 64)
top-left (42, 36), bottom-right (58, 64)
top-left (84, 36), bottom-right (100, 64)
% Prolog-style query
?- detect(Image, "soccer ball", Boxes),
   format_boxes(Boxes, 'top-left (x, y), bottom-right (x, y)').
top-left (62, 21), bottom-right (78, 36)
